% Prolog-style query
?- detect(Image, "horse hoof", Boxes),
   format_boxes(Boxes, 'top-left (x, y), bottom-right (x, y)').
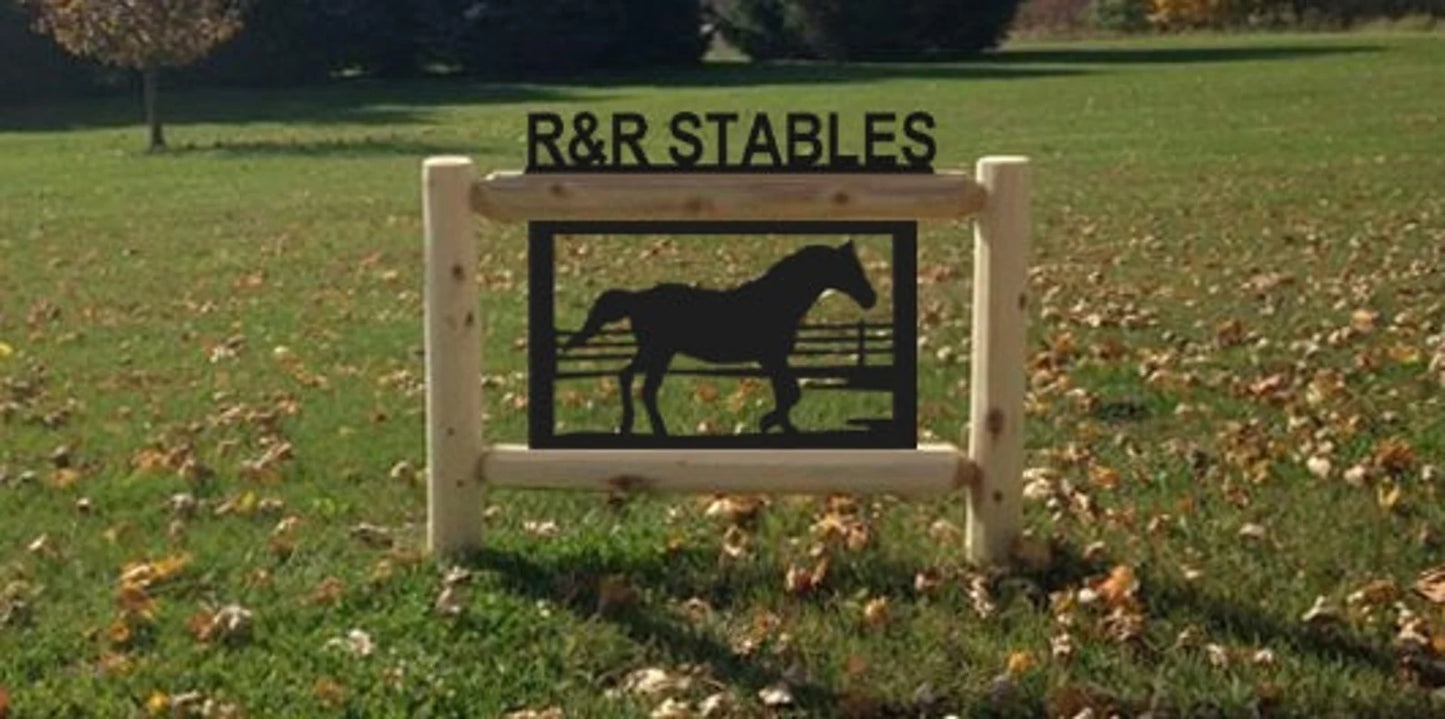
top-left (759, 414), bottom-right (777, 434)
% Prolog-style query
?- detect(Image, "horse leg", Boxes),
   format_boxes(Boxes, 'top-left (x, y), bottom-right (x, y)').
top-left (617, 358), bottom-right (637, 435)
top-left (760, 361), bottom-right (801, 434)
top-left (640, 352), bottom-right (673, 437)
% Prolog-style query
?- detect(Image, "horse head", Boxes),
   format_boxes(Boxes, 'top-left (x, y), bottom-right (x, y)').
top-left (831, 240), bottom-right (877, 310)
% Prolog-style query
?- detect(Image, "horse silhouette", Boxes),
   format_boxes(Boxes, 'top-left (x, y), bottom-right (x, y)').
top-left (562, 241), bottom-right (877, 437)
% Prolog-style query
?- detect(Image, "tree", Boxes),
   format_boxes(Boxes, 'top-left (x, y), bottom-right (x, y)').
top-left (27, 0), bottom-right (244, 150)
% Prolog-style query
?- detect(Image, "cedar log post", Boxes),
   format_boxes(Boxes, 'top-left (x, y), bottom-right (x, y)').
top-left (966, 156), bottom-right (1031, 565)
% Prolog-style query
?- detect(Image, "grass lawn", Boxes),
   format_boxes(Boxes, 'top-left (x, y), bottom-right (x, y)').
top-left (3, 31), bottom-right (1445, 717)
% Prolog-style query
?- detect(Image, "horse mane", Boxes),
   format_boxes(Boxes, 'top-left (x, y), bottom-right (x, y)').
top-left (738, 245), bottom-right (833, 291)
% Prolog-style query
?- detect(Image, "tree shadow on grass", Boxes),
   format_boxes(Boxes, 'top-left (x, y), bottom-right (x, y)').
top-left (463, 536), bottom-right (1421, 715)
top-left (582, 42), bottom-right (1379, 89)
top-left (461, 543), bottom-right (979, 715)
top-left (984, 43), bottom-right (1381, 66)
top-left (166, 136), bottom-right (494, 158)
top-left (0, 79), bottom-right (599, 133)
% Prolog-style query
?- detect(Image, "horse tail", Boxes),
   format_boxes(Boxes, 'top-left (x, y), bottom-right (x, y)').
top-left (563, 289), bottom-right (634, 350)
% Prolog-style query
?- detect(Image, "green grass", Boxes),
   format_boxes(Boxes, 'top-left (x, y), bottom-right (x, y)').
top-left (3, 32), bottom-right (1445, 717)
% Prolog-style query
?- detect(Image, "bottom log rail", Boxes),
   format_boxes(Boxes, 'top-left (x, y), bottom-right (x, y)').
top-left (481, 443), bottom-right (978, 497)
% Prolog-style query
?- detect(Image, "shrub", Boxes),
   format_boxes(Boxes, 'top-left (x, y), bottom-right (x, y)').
top-left (714, 0), bottom-right (1022, 61)
top-left (442, 0), bottom-right (707, 78)
top-left (1092, 0), bottom-right (1153, 30)
top-left (1013, 0), bottom-right (1095, 34)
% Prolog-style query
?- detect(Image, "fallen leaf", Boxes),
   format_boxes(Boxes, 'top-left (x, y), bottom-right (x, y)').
top-left (1415, 567), bottom-right (1445, 604)
top-left (1378, 482), bottom-right (1403, 512)
top-left (503, 709), bottom-right (563, 719)
top-left (704, 495), bottom-right (763, 524)
top-left (698, 691), bottom-right (734, 717)
top-left (1006, 650), bottom-right (1035, 677)
top-left (1347, 579), bottom-right (1399, 608)
top-left (190, 604), bottom-right (254, 644)
top-left (1301, 595), bottom-right (1341, 626)
top-left (1097, 565), bottom-right (1140, 608)
top-left (350, 523), bottom-right (394, 548)
top-left (862, 597), bottom-right (889, 627)
top-left (1238, 523), bottom-right (1268, 541)
top-left (326, 628), bottom-right (374, 657)
top-left (1306, 456), bottom-right (1332, 480)
top-left (313, 677), bottom-right (344, 709)
top-left (785, 558), bottom-right (828, 595)
top-left (522, 519), bottom-right (559, 537)
top-left (619, 667), bottom-right (691, 697)
top-left (435, 585), bottom-right (466, 617)
top-left (650, 698), bottom-right (691, 719)
top-left (758, 683), bottom-right (794, 708)
top-left (310, 577), bottom-right (345, 606)
top-left (1050, 631), bottom-right (1075, 661)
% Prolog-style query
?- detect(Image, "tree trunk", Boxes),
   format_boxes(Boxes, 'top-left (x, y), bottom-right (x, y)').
top-left (143, 66), bottom-right (165, 151)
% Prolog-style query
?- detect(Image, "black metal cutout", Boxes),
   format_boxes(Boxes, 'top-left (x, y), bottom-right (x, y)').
top-left (528, 221), bottom-right (917, 449)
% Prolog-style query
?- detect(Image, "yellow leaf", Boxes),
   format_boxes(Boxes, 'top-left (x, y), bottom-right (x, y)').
top-left (0, 341), bottom-right (13, 359)
top-left (145, 691), bottom-right (169, 716)
top-left (862, 597), bottom-right (889, 627)
top-left (1006, 650), bottom-right (1035, 677)
top-left (107, 619), bottom-right (133, 648)
top-left (49, 468), bottom-right (82, 489)
top-left (1377, 482), bottom-right (1402, 512)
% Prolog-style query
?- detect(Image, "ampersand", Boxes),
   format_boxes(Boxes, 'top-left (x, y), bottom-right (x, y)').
top-left (568, 112), bottom-right (607, 167)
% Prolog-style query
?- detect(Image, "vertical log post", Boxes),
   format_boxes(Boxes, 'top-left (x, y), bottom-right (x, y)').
top-left (424, 157), bottom-right (483, 555)
top-left (967, 156), bottom-right (1031, 565)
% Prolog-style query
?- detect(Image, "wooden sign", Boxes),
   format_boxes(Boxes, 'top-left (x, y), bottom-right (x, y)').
top-left (420, 153), bottom-right (1032, 567)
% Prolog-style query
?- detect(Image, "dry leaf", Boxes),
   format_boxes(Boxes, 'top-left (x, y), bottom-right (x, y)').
top-left (1006, 650), bottom-right (1035, 677)
top-left (1097, 565), bottom-right (1139, 608)
top-left (619, 667), bottom-right (691, 697)
top-left (1340, 577), bottom-right (1398, 606)
top-left (1301, 595), bottom-right (1341, 626)
top-left (326, 628), bottom-right (374, 657)
top-left (1377, 482), bottom-right (1403, 512)
top-left (310, 577), bottom-right (345, 606)
top-left (758, 683), bottom-right (794, 708)
top-left (862, 597), bottom-right (889, 627)
top-left (503, 709), bottom-right (563, 719)
top-left (522, 519), bottom-right (559, 537)
top-left (914, 569), bottom-right (943, 594)
top-left (350, 523), bottom-right (394, 548)
top-left (698, 692), bottom-right (734, 717)
top-left (785, 558), bottom-right (828, 595)
top-left (650, 698), bottom-right (692, 719)
top-left (720, 525), bottom-right (749, 559)
top-left (435, 585), bottom-right (466, 617)
top-left (1415, 567), bottom-right (1445, 604)
top-left (1238, 523), bottom-right (1268, 541)
top-left (313, 678), bottom-right (345, 709)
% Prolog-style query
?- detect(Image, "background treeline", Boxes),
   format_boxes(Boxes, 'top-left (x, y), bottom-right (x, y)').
top-left (4, 0), bottom-right (1442, 106)
top-left (1, 0), bottom-right (709, 103)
